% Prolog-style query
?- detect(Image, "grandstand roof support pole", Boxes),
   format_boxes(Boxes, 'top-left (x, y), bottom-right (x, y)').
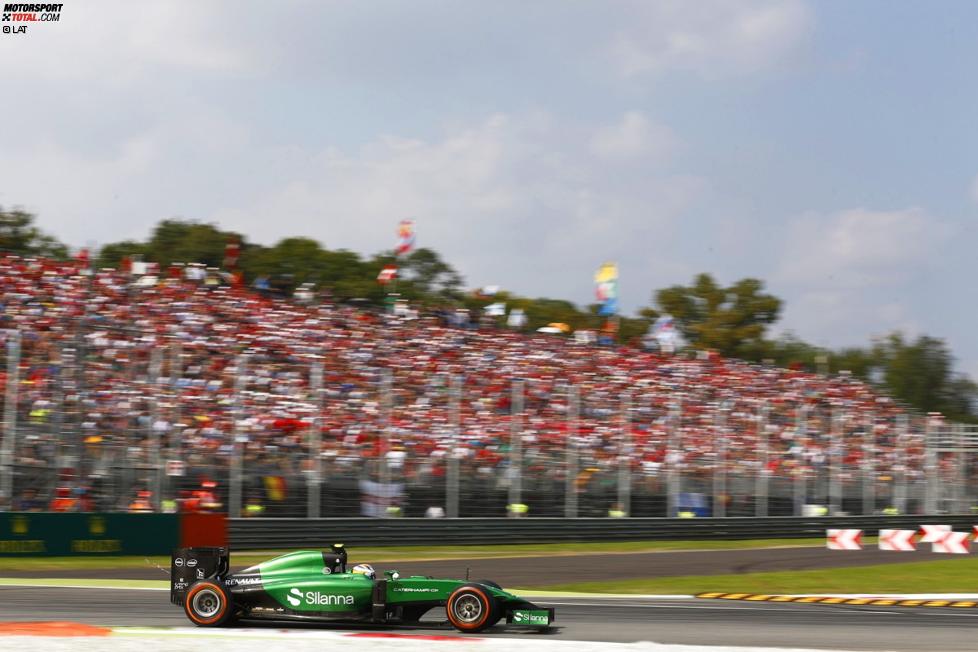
top-left (447, 374), bottom-right (461, 519)
top-left (618, 391), bottom-right (632, 517)
top-left (793, 403), bottom-right (807, 516)
top-left (307, 360), bottom-right (324, 519)
top-left (0, 330), bottom-right (21, 508)
top-left (507, 379), bottom-right (524, 514)
top-left (713, 402), bottom-right (727, 518)
top-left (924, 416), bottom-right (937, 513)
top-left (380, 368), bottom-right (393, 516)
top-left (565, 384), bottom-right (579, 518)
top-left (755, 402), bottom-right (769, 517)
top-left (229, 355), bottom-right (247, 519)
top-left (148, 347), bottom-right (163, 512)
top-left (829, 408), bottom-right (843, 517)
top-left (667, 399), bottom-right (682, 518)
top-left (862, 411), bottom-right (875, 515)
top-left (895, 413), bottom-right (909, 515)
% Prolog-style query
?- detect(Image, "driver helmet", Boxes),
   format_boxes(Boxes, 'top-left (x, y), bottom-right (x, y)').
top-left (351, 563), bottom-right (375, 580)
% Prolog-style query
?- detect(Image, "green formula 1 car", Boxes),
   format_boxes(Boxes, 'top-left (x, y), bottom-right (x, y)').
top-left (170, 544), bottom-right (554, 633)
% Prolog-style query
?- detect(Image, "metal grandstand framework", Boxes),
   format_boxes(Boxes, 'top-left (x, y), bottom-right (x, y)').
top-left (1, 324), bottom-right (977, 518)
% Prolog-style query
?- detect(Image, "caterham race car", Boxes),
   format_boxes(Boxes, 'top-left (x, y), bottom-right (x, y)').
top-left (170, 544), bottom-right (554, 633)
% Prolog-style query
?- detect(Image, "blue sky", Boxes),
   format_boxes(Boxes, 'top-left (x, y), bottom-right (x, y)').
top-left (1, 1), bottom-right (976, 377)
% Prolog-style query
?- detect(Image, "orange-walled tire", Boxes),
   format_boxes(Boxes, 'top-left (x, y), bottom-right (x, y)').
top-left (446, 584), bottom-right (499, 633)
top-left (184, 580), bottom-right (233, 627)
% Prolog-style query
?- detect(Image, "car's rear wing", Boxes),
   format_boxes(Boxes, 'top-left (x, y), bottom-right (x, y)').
top-left (171, 546), bottom-right (230, 605)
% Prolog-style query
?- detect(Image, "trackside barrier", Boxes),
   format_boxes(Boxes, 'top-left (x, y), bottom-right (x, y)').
top-left (0, 513), bottom-right (226, 556)
top-left (829, 524), bottom-right (976, 554)
top-left (227, 515), bottom-right (978, 549)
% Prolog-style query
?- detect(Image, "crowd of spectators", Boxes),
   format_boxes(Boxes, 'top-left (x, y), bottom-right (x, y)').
top-left (0, 255), bottom-right (956, 515)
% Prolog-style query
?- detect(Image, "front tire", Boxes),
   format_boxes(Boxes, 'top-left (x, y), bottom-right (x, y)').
top-left (184, 580), bottom-right (234, 627)
top-left (446, 584), bottom-right (499, 633)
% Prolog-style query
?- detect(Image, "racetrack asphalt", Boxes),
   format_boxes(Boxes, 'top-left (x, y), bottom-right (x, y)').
top-left (3, 545), bottom-right (968, 586)
top-left (3, 585), bottom-right (978, 650)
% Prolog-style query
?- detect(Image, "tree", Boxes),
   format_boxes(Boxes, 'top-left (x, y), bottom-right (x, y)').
top-left (0, 208), bottom-right (68, 258)
top-left (98, 219), bottom-right (246, 270)
top-left (398, 248), bottom-right (464, 302)
top-left (874, 333), bottom-right (977, 420)
top-left (144, 219), bottom-right (242, 268)
top-left (95, 240), bottom-right (148, 269)
top-left (653, 273), bottom-right (781, 358)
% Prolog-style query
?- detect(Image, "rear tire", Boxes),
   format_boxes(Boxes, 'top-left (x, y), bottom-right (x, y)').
top-left (184, 580), bottom-right (234, 627)
top-left (475, 579), bottom-right (501, 589)
top-left (446, 584), bottom-right (499, 633)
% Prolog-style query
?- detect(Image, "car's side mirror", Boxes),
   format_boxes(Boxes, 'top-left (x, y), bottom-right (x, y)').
top-left (385, 570), bottom-right (400, 580)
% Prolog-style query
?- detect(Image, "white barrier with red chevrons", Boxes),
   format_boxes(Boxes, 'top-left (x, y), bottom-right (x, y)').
top-left (878, 529), bottom-right (916, 551)
top-left (826, 529), bottom-right (862, 550)
top-left (932, 531), bottom-right (970, 554)
top-left (828, 524), bottom-right (978, 554)
top-left (919, 524), bottom-right (951, 543)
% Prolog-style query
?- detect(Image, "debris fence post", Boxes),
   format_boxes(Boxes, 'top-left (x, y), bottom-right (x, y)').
top-left (713, 401), bottom-right (727, 518)
top-left (0, 330), bottom-right (21, 507)
top-left (862, 411), bottom-right (875, 515)
top-left (618, 391), bottom-right (632, 517)
top-left (229, 354), bottom-right (248, 518)
top-left (829, 408), bottom-right (843, 516)
top-left (756, 401), bottom-right (769, 517)
top-left (148, 346), bottom-right (163, 511)
top-left (793, 403), bottom-right (807, 516)
top-left (308, 360), bottom-right (324, 519)
top-left (565, 384), bottom-right (579, 519)
top-left (667, 399), bottom-right (682, 517)
top-left (380, 368), bottom-right (393, 516)
top-left (447, 374), bottom-right (461, 519)
top-left (508, 379), bottom-right (524, 514)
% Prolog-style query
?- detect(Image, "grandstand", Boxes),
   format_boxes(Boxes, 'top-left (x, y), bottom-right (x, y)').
top-left (0, 255), bottom-right (971, 518)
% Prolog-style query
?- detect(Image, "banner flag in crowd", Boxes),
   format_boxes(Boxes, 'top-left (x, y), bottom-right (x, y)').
top-left (594, 262), bottom-right (619, 316)
top-left (395, 219), bottom-right (416, 256)
top-left (224, 236), bottom-right (240, 270)
top-left (507, 308), bottom-right (527, 329)
top-left (484, 302), bottom-right (506, 317)
top-left (377, 264), bottom-right (398, 285)
top-left (652, 314), bottom-right (679, 353)
top-left (75, 248), bottom-right (90, 272)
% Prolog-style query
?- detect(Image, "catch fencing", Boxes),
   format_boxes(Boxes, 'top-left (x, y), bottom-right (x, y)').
top-left (2, 325), bottom-right (978, 519)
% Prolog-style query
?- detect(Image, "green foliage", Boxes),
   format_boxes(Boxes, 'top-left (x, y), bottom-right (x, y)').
top-left (654, 273), bottom-right (781, 357)
top-left (399, 248), bottom-right (464, 302)
top-left (145, 219), bottom-right (242, 268)
top-left (873, 333), bottom-right (977, 421)
top-left (0, 208), bottom-right (68, 259)
top-left (95, 240), bottom-right (148, 269)
top-left (97, 219), bottom-right (244, 270)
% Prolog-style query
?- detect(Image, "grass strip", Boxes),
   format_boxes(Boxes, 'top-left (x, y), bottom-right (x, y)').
top-left (0, 538), bottom-right (832, 571)
top-left (513, 558), bottom-right (978, 595)
top-left (0, 577), bottom-right (168, 589)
